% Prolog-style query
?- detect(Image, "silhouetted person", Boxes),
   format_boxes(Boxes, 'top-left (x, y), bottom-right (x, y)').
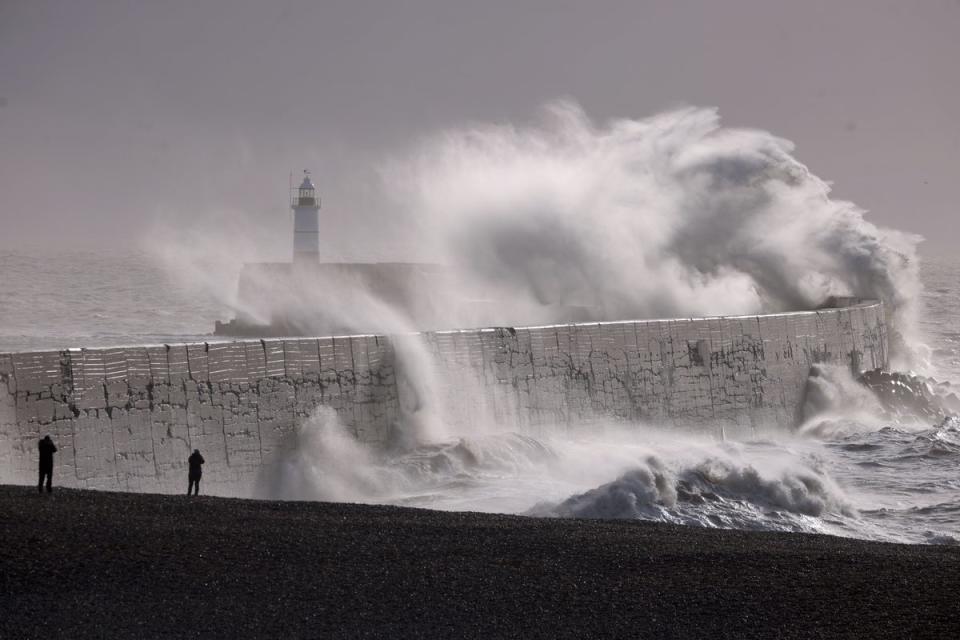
top-left (188, 449), bottom-right (204, 496)
top-left (38, 435), bottom-right (57, 493)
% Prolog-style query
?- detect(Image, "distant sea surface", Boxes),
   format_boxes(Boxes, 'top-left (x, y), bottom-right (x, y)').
top-left (0, 250), bottom-right (223, 352)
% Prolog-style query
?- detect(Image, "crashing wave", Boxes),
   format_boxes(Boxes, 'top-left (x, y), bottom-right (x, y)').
top-left (528, 453), bottom-right (855, 535)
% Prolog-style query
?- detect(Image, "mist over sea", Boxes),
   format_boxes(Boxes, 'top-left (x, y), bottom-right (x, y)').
top-left (1, 249), bottom-right (959, 545)
top-left (0, 102), bottom-right (955, 544)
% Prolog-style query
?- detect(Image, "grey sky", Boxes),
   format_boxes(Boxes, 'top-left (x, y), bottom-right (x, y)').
top-left (1, 0), bottom-right (957, 255)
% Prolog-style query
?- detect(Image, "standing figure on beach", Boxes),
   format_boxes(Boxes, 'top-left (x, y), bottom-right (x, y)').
top-left (38, 435), bottom-right (57, 494)
top-left (188, 449), bottom-right (205, 496)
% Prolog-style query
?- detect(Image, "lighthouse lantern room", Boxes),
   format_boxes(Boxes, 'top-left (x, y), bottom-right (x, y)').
top-left (291, 169), bottom-right (321, 263)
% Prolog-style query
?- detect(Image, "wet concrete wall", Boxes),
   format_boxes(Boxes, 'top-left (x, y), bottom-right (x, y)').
top-left (0, 300), bottom-right (887, 495)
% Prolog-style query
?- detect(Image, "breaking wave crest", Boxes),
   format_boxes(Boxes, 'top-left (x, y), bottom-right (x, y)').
top-left (799, 363), bottom-right (960, 437)
top-left (153, 101), bottom-right (923, 368)
top-left (255, 384), bottom-right (960, 544)
top-left (257, 409), bottom-right (875, 539)
top-left (529, 452), bottom-right (855, 534)
top-left (388, 101), bottom-right (923, 365)
top-left (389, 433), bottom-right (557, 482)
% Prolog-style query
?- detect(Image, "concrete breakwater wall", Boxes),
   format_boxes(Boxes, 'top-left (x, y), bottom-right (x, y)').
top-left (0, 300), bottom-right (887, 495)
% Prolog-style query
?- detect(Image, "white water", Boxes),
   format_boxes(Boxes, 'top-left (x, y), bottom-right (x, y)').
top-left (2, 253), bottom-right (958, 546)
top-left (255, 362), bottom-right (960, 545)
top-left (2, 104), bottom-right (958, 545)
top-left (146, 103), bottom-right (924, 365)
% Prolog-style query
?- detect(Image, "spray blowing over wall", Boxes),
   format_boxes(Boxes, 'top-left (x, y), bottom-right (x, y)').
top-left (148, 101), bottom-right (922, 365)
top-left (387, 101), bottom-right (921, 363)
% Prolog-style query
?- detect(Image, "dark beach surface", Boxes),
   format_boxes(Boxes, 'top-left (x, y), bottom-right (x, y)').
top-left (1, 485), bottom-right (958, 639)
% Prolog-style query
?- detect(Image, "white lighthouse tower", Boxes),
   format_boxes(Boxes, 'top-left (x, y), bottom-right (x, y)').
top-left (291, 169), bottom-right (321, 263)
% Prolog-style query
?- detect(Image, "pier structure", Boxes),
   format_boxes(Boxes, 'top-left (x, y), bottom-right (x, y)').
top-left (1, 299), bottom-right (887, 496)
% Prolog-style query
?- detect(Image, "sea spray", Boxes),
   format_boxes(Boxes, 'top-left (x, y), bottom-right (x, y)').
top-left (798, 364), bottom-right (890, 438)
top-left (147, 102), bottom-right (923, 367)
top-left (253, 406), bottom-right (392, 502)
top-left (392, 332), bottom-right (448, 446)
top-left (386, 101), bottom-right (923, 364)
top-left (246, 379), bottom-right (959, 543)
top-left (258, 411), bottom-right (869, 538)
top-left (145, 101), bottom-right (954, 543)
top-left (799, 364), bottom-right (960, 439)
top-left (529, 450), bottom-right (856, 532)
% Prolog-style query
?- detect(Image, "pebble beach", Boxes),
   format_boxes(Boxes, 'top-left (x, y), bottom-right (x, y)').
top-left (2, 485), bottom-right (958, 639)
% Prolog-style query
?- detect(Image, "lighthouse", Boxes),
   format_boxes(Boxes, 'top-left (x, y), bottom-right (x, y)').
top-left (291, 170), bottom-right (321, 263)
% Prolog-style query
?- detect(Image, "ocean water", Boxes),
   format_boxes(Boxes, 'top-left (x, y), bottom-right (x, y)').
top-left (0, 250), bottom-right (222, 351)
top-left (1, 249), bottom-right (959, 545)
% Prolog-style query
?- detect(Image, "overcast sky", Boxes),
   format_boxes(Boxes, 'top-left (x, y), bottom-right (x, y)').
top-left (1, 0), bottom-right (958, 256)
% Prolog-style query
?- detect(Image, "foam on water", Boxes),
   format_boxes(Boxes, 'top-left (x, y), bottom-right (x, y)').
top-left (247, 387), bottom-right (958, 545)
top-left (2, 251), bottom-right (959, 544)
top-left (1, 102), bottom-right (957, 544)
top-left (3, 257), bottom-right (959, 544)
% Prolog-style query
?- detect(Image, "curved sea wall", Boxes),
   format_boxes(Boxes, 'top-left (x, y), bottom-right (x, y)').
top-left (0, 299), bottom-right (887, 495)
